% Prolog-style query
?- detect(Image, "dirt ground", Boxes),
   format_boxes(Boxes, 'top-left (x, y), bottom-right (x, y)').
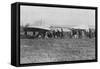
top-left (20, 38), bottom-right (95, 64)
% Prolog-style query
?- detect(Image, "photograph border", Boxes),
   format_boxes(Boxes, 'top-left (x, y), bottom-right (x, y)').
top-left (11, 2), bottom-right (98, 67)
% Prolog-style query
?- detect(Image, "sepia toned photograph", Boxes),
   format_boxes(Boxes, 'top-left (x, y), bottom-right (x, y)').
top-left (20, 4), bottom-right (96, 64)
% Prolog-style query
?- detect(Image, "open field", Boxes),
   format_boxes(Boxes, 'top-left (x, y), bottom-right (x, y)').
top-left (20, 38), bottom-right (95, 64)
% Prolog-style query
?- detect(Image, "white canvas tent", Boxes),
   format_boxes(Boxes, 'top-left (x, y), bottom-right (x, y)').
top-left (28, 25), bottom-right (50, 30)
top-left (73, 25), bottom-right (89, 30)
top-left (49, 26), bottom-right (71, 32)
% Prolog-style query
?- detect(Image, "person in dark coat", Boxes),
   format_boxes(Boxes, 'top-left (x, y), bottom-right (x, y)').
top-left (60, 28), bottom-right (64, 38)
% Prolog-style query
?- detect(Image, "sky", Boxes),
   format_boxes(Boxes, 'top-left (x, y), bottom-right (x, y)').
top-left (20, 5), bottom-right (95, 27)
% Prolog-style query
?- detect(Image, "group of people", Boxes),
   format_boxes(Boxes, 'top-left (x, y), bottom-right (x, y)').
top-left (45, 29), bottom-right (64, 39)
top-left (25, 28), bottom-right (64, 39)
top-left (68, 28), bottom-right (95, 39)
top-left (21, 27), bottom-right (95, 39)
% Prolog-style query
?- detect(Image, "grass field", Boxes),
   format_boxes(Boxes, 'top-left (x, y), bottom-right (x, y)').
top-left (20, 38), bottom-right (95, 64)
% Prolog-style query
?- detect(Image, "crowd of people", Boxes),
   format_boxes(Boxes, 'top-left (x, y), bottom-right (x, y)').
top-left (68, 28), bottom-right (95, 39)
top-left (20, 27), bottom-right (95, 39)
top-left (23, 28), bottom-right (64, 39)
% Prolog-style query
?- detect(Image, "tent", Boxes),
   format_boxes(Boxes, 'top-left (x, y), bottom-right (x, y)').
top-left (73, 25), bottom-right (89, 30)
top-left (27, 25), bottom-right (50, 30)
